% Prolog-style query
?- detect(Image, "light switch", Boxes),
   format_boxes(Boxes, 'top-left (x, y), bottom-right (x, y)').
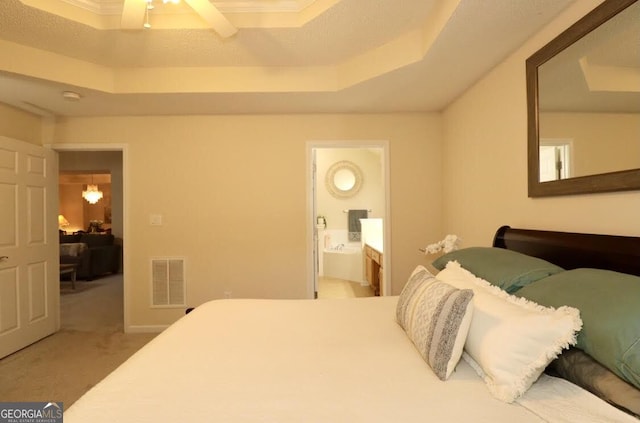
top-left (150, 214), bottom-right (163, 226)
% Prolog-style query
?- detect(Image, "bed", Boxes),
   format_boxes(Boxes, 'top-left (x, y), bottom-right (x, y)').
top-left (65, 226), bottom-right (640, 422)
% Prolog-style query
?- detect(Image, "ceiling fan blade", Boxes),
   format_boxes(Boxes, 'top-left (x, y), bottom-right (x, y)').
top-left (184, 0), bottom-right (238, 38)
top-left (121, 0), bottom-right (147, 30)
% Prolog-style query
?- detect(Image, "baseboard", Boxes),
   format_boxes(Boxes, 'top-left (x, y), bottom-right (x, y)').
top-left (125, 325), bottom-right (169, 333)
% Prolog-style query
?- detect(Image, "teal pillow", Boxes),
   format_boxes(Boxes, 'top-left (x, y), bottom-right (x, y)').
top-left (432, 247), bottom-right (564, 293)
top-left (517, 268), bottom-right (640, 391)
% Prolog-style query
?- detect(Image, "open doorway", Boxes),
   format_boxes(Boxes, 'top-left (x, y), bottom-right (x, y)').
top-left (307, 142), bottom-right (390, 299)
top-left (53, 145), bottom-right (129, 332)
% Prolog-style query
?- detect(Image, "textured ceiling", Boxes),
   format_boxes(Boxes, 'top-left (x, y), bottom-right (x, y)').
top-left (0, 1), bottom-right (435, 67)
top-left (0, 0), bottom-right (578, 117)
top-left (538, 1), bottom-right (640, 113)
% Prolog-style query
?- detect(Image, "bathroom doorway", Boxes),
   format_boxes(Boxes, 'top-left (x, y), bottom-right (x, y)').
top-left (306, 142), bottom-right (390, 299)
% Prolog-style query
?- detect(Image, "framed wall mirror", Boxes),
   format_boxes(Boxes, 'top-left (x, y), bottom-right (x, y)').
top-left (527, 0), bottom-right (640, 197)
top-left (326, 160), bottom-right (363, 199)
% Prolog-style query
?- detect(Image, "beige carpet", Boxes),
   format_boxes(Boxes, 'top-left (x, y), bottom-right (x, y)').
top-left (317, 276), bottom-right (374, 299)
top-left (0, 274), bottom-right (156, 409)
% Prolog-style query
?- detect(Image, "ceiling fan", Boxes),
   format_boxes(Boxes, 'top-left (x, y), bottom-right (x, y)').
top-left (121, 0), bottom-right (237, 38)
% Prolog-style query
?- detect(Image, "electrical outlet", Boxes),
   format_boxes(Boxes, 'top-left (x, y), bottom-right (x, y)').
top-left (149, 214), bottom-right (163, 226)
top-left (224, 290), bottom-right (232, 299)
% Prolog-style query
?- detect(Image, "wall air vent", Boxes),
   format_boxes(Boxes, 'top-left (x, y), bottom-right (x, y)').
top-left (151, 258), bottom-right (185, 307)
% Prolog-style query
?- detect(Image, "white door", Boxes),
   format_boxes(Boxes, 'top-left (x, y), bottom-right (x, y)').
top-left (540, 139), bottom-right (572, 182)
top-left (0, 136), bottom-right (59, 358)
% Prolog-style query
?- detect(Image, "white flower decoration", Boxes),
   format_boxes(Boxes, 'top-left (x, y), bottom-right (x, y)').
top-left (423, 234), bottom-right (460, 255)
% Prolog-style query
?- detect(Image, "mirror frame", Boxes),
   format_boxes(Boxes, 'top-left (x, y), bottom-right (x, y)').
top-left (527, 0), bottom-right (640, 197)
top-left (325, 160), bottom-right (363, 199)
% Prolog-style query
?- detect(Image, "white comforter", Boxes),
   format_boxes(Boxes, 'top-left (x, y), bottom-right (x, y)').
top-left (65, 297), bottom-right (635, 422)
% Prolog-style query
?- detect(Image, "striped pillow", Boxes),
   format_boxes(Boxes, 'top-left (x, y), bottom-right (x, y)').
top-left (396, 266), bottom-right (474, 380)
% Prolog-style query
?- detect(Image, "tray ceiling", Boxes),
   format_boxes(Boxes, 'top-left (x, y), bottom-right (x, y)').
top-left (0, 0), bottom-right (576, 116)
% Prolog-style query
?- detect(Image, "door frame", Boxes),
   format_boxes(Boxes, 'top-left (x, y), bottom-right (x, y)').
top-left (306, 140), bottom-right (391, 298)
top-left (48, 143), bottom-right (130, 330)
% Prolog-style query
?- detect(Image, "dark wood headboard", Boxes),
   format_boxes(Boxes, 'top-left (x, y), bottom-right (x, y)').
top-left (492, 226), bottom-right (640, 277)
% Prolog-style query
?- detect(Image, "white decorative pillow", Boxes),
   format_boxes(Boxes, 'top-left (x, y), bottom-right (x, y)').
top-left (396, 266), bottom-right (474, 380)
top-left (437, 261), bottom-right (582, 402)
top-left (60, 242), bottom-right (87, 257)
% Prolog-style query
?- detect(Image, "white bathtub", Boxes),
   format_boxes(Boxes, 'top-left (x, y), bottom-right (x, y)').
top-left (323, 244), bottom-right (365, 283)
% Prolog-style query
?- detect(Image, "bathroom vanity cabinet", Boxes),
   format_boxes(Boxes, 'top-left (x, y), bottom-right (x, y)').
top-left (364, 244), bottom-right (382, 296)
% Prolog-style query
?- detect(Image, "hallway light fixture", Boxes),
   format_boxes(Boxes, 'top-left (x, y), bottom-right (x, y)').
top-left (82, 177), bottom-right (103, 204)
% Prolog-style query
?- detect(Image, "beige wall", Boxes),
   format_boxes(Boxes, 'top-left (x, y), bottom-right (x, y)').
top-left (540, 112), bottom-right (640, 177)
top-left (52, 113), bottom-right (442, 328)
top-left (0, 102), bottom-right (43, 145)
top-left (442, 0), bottom-right (640, 248)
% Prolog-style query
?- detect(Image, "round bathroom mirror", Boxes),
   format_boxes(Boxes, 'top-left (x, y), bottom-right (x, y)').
top-left (334, 168), bottom-right (356, 191)
top-left (326, 161), bottom-right (363, 199)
